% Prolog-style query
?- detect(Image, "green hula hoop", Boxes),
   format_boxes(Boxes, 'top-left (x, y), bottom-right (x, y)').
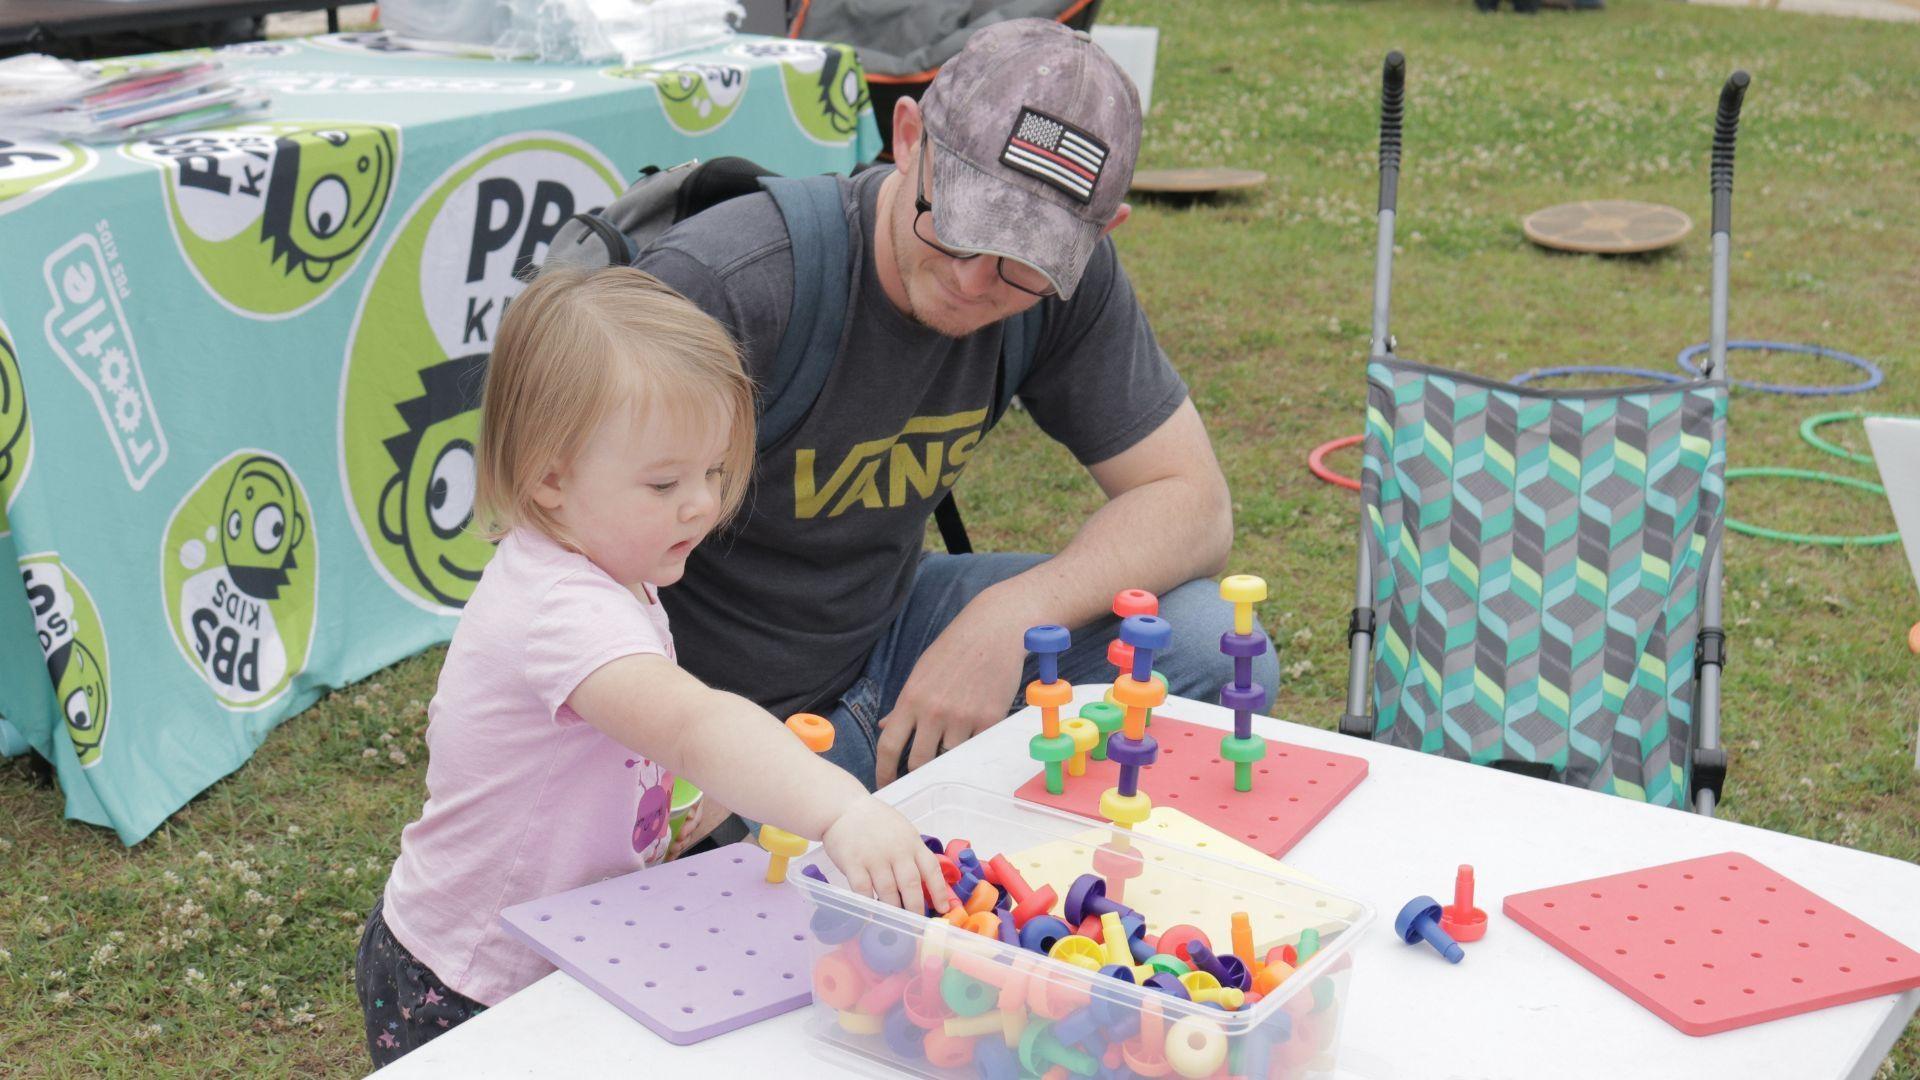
top-left (1725, 467), bottom-right (1899, 546)
top-left (1798, 410), bottom-right (1909, 466)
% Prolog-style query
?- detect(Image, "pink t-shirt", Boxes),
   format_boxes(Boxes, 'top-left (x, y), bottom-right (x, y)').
top-left (382, 527), bottom-right (677, 1005)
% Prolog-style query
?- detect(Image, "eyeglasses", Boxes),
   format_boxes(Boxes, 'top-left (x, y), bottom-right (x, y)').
top-left (912, 140), bottom-right (1058, 298)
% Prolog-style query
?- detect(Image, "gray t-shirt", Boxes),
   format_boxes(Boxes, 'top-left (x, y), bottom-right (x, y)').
top-left (637, 167), bottom-right (1186, 719)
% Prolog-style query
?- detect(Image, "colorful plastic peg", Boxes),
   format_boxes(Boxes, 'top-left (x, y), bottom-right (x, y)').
top-left (1062, 716), bottom-right (1100, 776)
top-left (1106, 589), bottom-right (1159, 676)
top-left (1079, 702), bottom-right (1124, 761)
top-left (1440, 864), bottom-right (1488, 942)
top-left (1064, 874), bottom-right (1136, 925)
top-left (1165, 1015), bottom-right (1228, 1079)
top-left (1218, 574), bottom-right (1266, 636)
top-left (760, 713), bottom-right (833, 882)
top-left (987, 854), bottom-right (1059, 928)
top-left (1230, 913), bottom-right (1255, 969)
top-left (1119, 615), bottom-right (1173, 683)
top-left (1395, 895), bottom-right (1465, 963)
top-left (1026, 624), bottom-right (1073, 685)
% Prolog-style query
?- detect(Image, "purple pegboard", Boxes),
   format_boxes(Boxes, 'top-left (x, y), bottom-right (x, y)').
top-left (499, 841), bottom-right (816, 1044)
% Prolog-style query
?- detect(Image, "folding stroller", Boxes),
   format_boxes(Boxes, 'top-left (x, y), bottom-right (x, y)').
top-left (1336, 53), bottom-right (1750, 815)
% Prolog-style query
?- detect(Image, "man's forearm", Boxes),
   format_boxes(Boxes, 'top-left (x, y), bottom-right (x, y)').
top-left (981, 469), bottom-right (1232, 631)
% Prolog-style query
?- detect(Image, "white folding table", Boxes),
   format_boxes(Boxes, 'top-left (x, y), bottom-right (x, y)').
top-left (374, 687), bottom-right (1920, 1079)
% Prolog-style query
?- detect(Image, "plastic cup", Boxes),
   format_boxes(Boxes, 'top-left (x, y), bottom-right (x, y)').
top-left (668, 777), bottom-right (702, 846)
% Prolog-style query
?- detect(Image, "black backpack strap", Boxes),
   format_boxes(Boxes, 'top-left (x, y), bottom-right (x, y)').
top-left (756, 175), bottom-right (853, 451)
top-left (567, 212), bottom-right (634, 266)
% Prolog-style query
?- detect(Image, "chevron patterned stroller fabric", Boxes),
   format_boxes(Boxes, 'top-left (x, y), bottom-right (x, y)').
top-left (1360, 358), bottom-right (1729, 807)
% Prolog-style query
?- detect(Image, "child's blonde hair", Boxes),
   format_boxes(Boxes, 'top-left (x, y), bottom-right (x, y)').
top-left (476, 265), bottom-right (755, 547)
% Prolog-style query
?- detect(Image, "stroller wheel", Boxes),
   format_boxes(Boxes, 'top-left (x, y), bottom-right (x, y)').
top-left (1512, 0), bottom-right (1540, 11)
top-left (1475, 0), bottom-right (1499, 9)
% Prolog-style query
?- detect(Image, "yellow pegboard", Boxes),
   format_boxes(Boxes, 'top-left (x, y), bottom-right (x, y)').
top-left (1003, 807), bottom-right (1359, 954)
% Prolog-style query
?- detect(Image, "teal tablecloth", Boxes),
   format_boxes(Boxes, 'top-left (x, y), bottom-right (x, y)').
top-left (0, 32), bottom-right (881, 843)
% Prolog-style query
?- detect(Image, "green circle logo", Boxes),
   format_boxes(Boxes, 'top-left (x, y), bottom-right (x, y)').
top-left (161, 450), bottom-right (317, 709)
top-left (19, 553), bottom-right (110, 768)
top-left (728, 41), bottom-right (871, 146)
top-left (340, 133), bottom-right (621, 611)
top-left (0, 137), bottom-right (96, 219)
top-left (604, 61), bottom-right (749, 135)
top-left (125, 120), bottom-right (400, 318)
top-left (0, 320), bottom-right (32, 536)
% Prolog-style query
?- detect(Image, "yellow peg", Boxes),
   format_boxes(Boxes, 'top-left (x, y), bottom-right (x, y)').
top-left (1219, 575), bottom-right (1267, 637)
top-left (1062, 716), bottom-right (1100, 776)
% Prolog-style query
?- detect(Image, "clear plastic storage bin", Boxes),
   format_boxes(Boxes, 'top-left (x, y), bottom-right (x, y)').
top-left (792, 783), bottom-right (1372, 1079)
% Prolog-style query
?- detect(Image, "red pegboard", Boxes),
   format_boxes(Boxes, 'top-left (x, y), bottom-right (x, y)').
top-left (1504, 852), bottom-right (1920, 1036)
top-left (1013, 713), bottom-right (1367, 859)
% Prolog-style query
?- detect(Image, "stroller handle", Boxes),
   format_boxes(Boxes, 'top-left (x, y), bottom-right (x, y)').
top-left (1711, 70), bottom-right (1749, 234)
top-left (1378, 51), bottom-right (1405, 211)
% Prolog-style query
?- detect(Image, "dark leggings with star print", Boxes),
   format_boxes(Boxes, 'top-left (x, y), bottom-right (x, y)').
top-left (355, 896), bottom-right (487, 1068)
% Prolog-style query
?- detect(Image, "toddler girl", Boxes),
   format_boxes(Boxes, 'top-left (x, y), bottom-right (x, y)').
top-left (356, 266), bottom-right (951, 1068)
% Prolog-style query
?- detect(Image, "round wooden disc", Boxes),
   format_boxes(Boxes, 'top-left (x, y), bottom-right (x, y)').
top-left (1522, 199), bottom-right (1693, 254)
top-left (1130, 168), bottom-right (1268, 194)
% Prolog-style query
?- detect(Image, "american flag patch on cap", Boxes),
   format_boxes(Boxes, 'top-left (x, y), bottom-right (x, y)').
top-left (1000, 107), bottom-right (1108, 204)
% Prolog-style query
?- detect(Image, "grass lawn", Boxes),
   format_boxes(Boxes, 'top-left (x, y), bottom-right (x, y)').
top-left (3, 0), bottom-right (1918, 1074)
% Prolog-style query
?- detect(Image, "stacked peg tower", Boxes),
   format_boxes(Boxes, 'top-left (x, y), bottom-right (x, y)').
top-left (1217, 575), bottom-right (1271, 791)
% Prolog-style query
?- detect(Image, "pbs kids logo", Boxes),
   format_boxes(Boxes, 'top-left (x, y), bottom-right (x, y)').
top-left (604, 62), bottom-right (748, 135)
top-left (20, 554), bottom-right (110, 768)
top-left (728, 41), bottom-right (870, 146)
top-left (162, 450), bottom-right (317, 709)
top-left (0, 137), bottom-right (97, 219)
top-left (0, 320), bottom-right (33, 535)
top-left (126, 120), bottom-right (399, 318)
top-left (341, 133), bottom-right (621, 611)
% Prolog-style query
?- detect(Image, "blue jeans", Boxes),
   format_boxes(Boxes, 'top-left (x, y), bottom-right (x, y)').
top-left (817, 553), bottom-right (1281, 790)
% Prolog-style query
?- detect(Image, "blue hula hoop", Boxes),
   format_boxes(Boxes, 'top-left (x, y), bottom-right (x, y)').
top-left (1675, 340), bottom-right (1884, 396)
top-left (1511, 365), bottom-right (1688, 387)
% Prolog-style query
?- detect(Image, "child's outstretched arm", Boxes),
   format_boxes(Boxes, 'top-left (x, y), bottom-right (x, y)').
top-left (568, 654), bottom-right (954, 913)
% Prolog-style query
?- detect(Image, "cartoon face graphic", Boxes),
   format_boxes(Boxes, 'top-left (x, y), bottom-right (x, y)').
top-left (127, 121), bottom-right (398, 317)
top-left (219, 455), bottom-right (308, 601)
top-left (377, 356), bottom-right (490, 607)
top-left (164, 450), bottom-right (318, 710)
top-left (812, 46), bottom-right (870, 139)
top-left (633, 783), bottom-right (670, 855)
top-left (608, 62), bottom-right (748, 135)
top-left (625, 760), bottom-right (674, 862)
top-left (49, 639), bottom-right (108, 767)
top-left (22, 556), bottom-right (110, 764)
top-left (0, 331), bottom-right (25, 489)
top-left (0, 137), bottom-right (94, 219)
top-left (754, 42), bottom-right (869, 145)
top-left (262, 127), bottom-right (395, 286)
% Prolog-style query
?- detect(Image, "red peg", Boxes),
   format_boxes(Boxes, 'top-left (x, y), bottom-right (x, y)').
top-left (1440, 863), bottom-right (1488, 943)
top-left (1107, 589), bottom-right (1158, 674)
top-left (986, 854), bottom-right (1059, 928)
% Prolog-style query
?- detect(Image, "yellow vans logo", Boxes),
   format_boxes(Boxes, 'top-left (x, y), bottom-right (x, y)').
top-left (794, 409), bottom-right (985, 519)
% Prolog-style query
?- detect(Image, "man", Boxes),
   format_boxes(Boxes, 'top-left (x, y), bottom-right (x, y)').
top-left (638, 19), bottom-right (1279, 808)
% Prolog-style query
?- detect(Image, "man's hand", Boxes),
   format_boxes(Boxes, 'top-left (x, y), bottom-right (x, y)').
top-left (873, 590), bottom-right (1032, 787)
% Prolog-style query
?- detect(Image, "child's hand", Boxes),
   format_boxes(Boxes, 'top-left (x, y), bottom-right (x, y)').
top-left (821, 796), bottom-right (955, 914)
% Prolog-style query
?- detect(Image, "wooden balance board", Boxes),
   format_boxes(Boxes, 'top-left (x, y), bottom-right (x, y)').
top-left (1523, 199), bottom-right (1692, 254)
top-left (1129, 168), bottom-right (1267, 195)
